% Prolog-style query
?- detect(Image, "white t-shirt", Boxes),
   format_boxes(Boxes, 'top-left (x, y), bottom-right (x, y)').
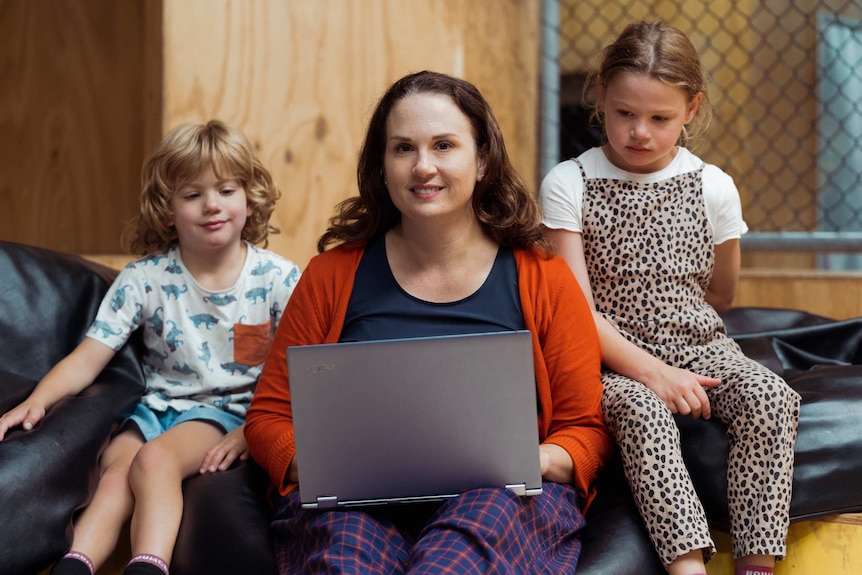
top-left (87, 242), bottom-right (301, 416)
top-left (539, 147), bottom-right (748, 244)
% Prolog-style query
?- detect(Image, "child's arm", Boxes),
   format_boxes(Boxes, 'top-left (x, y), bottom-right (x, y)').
top-left (0, 337), bottom-right (117, 440)
top-left (705, 239), bottom-right (741, 314)
top-left (545, 227), bottom-right (721, 419)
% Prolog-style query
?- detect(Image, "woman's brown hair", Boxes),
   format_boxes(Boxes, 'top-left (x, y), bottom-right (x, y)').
top-left (317, 70), bottom-right (550, 255)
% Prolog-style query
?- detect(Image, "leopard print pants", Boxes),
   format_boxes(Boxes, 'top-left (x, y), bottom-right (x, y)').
top-left (601, 334), bottom-right (801, 566)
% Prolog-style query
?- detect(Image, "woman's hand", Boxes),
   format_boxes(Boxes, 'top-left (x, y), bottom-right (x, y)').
top-left (199, 424), bottom-right (249, 473)
top-left (539, 443), bottom-right (574, 484)
top-left (286, 457), bottom-right (299, 484)
top-left (642, 364), bottom-right (721, 420)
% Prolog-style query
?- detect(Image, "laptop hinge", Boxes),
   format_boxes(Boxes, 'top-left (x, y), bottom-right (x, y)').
top-left (505, 483), bottom-right (527, 496)
top-left (316, 495), bottom-right (339, 508)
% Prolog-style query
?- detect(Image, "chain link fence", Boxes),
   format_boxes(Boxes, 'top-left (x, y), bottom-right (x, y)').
top-left (542, 0), bottom-right (862, 270)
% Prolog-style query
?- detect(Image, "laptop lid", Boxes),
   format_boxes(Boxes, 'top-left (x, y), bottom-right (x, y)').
top-left (287, 330), bottom-right (543, 509)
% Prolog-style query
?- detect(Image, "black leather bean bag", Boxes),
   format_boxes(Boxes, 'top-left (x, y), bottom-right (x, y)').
top-left (679, 308), bottom-right (862, 532)
top-left (0, 241), bottom-right (144, 575)
top-left (3, 240), bottom-right (862, 575)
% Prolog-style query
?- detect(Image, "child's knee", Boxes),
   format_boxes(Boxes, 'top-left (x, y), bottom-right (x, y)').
top-left (98, 458), bottom-right (134, 496)
top-left (744, 376), bottom-right (800, 417)
top-left (128, 439), bottom-right (172, 481)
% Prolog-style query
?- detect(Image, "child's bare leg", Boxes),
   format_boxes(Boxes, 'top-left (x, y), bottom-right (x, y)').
top-left (127, 420), bottom-right (224, 564)
top-left (736, 554), bottom-right (775, 574)
top-left (67, 430), bottom-right (144, 568)
top-left (667, 549), bottom-right (708, 575)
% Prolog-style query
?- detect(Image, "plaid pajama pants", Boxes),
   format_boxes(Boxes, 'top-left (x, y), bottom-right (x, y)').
top-left (271, 482), bottom-right (587, 574)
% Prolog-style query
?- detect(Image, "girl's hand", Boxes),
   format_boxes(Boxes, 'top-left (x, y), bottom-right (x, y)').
top-left (199, 424), bottom-right (249, 473)
top-left (0, 400), bottom-right (47, 440)
top-left (643, 364), bottom-right (721, 419)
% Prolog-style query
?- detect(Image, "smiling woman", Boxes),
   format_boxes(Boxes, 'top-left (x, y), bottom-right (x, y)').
top-left (383, 92), bottom-right (485, 224)
top-left (244, 70), bottom-right (612, 575)
top-left (381, 91), bottom-right (495, 303)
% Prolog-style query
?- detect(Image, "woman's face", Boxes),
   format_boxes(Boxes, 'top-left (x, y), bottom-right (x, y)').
top-left (382, 92), bottom-right (486, 226)
top-left (599, 71), bottom-right (701, 174)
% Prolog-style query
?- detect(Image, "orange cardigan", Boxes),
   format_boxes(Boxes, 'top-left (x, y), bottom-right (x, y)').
top-left (245, 241), bottom-right (612, 507)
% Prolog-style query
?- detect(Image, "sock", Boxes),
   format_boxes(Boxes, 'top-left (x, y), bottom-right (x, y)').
top-left (51, 552), bottom-right (95, 575)
top-left (736, 567), bottom-right (774, 575)
top-left (123, 553), bottom-right (169, 575)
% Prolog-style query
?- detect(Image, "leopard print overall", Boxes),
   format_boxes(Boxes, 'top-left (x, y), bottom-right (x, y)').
top-left (577, 159), bottom-right (801, 565)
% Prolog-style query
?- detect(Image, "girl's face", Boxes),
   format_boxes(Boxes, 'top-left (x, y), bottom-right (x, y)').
top-left (599, 72), bottom-right (702, 174)
top-left (169, 164), bottom-right (252, 255)
top-left (382, 92), bottom-right (486, 227)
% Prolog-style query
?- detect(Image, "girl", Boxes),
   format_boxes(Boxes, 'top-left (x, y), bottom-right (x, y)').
top-left (245, 70), bottom-right (611, 574)
top-left (0, 120), bottom-right (300, 575)
top-left (539, 21), bottom-right (801, 575)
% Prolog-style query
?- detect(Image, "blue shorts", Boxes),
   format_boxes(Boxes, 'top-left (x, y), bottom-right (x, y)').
top-left (126, 403), bottom-right (245, 442)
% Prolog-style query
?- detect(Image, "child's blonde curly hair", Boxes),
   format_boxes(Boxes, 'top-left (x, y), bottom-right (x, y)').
top-left (122, 120), bottom-right (281, 256)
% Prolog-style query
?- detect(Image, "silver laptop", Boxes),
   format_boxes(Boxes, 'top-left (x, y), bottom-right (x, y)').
top-left (287, 330), bottom-right (543, 509)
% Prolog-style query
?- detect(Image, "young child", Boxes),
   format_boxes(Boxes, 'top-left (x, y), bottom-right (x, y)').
top-left (539, 21), bottom-right (801, 575)
top-left (0, 120), bottom-right (300, 575)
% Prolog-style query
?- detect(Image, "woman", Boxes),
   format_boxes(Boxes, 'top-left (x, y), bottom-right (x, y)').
top-left (245, 70), bottom-right (612, 574)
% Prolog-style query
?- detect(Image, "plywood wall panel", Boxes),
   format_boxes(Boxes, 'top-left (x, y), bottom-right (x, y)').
top-left (0, 0), bottom-right (539, 264)
top-left (159, 0), bottom-right (540, 267)
top-left (0, 0), bottom-right (153, 252)
top-left (736, 271), bottom-right (862, 319)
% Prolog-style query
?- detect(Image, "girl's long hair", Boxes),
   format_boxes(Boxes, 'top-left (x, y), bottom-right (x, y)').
top-left (586, 20), bottom-right (713, 146)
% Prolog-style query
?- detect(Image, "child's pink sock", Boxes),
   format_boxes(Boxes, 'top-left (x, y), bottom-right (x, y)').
top-left (735, 567), bottom-right (774, 575)
top-left (123, 553), bottom-right (169, 575)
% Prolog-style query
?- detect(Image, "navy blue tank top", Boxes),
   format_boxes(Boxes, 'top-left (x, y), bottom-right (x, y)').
top-left (340, 234), bottom-right (525, 342)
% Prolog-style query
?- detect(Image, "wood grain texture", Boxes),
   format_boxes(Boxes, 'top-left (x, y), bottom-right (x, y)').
top-left (736, 270), bottom-right (862, 319)
top-left (0, 0), bottom-right (155, 252)
top-left (0, 0), bottom-right (538, 265)
top-left (159, 0), bottom-right (540, 267)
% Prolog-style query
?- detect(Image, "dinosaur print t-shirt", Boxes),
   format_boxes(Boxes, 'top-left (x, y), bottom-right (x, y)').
top-left (87, 242), bottom-right (301, 417)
